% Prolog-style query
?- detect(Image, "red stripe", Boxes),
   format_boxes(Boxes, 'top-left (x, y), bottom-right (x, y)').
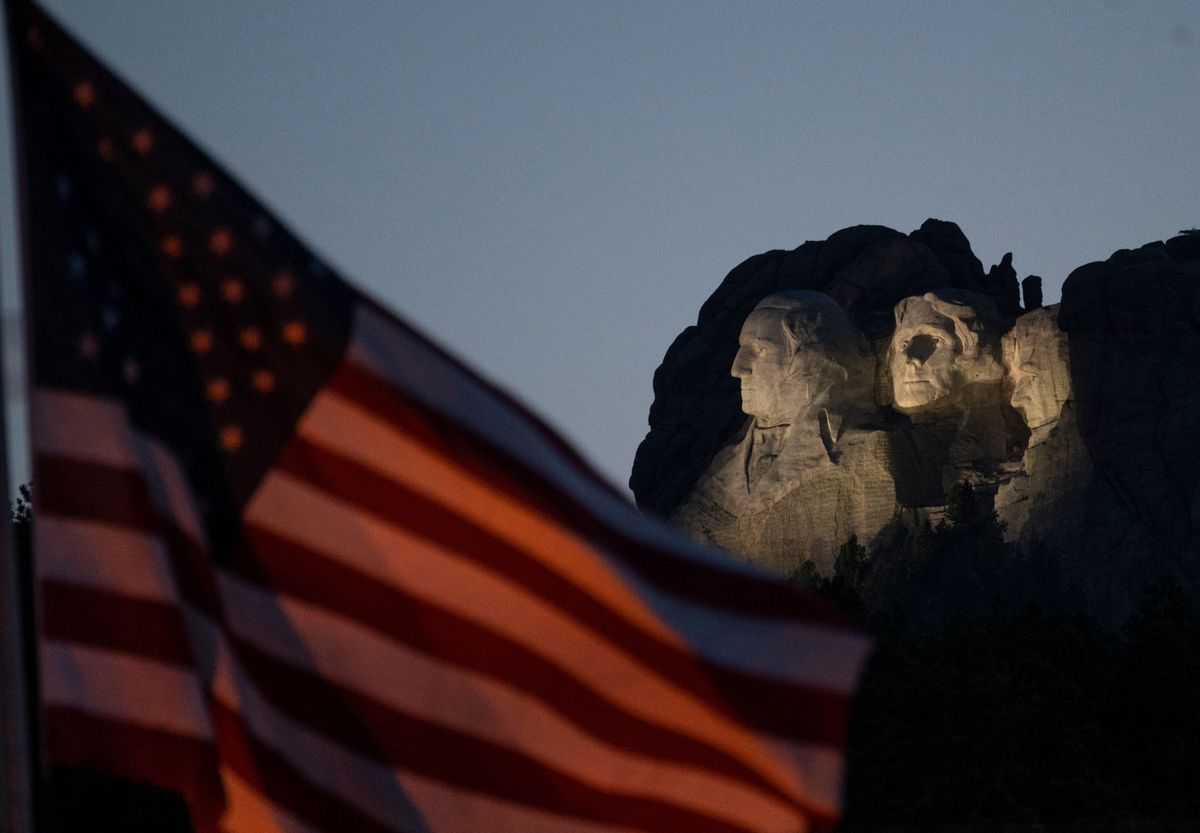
top-left (328, 359), bottom-right (855, 628)
top-left (272, 436), bottom-right (852, 747)
top-left (41, 582), bottom-right (193, 665)
top-left (36, 453), bottom-right (222, 617)
top-left (44, 708), bottom-right (224, 833)
top-left (229, 638), bottom-right (785, 833)
top-left (36, 453), bottom-right (157, 530)
top-left (239, 526), bottom-right (804, 806)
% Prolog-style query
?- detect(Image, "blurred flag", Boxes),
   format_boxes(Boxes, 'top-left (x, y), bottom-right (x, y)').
top-left (5, 2), bottom-right (870, 831)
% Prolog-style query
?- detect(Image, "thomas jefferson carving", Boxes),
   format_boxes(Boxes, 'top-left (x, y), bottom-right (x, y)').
top-left (890, 290), bottom-right (1006, 415)
top-left (887, 290), bottom-right (1023, 493)
top-left (671, 292), bottom-right (904, 575)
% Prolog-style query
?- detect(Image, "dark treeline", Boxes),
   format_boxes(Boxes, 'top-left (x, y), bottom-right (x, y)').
top-left (796, 488), bottom-right (1200, 832)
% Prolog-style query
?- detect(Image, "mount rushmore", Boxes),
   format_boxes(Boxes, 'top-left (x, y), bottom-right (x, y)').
top-left (632, 221), bottom-right (1200, 626)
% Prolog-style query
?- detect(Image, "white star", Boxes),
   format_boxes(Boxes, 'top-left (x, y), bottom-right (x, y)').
top-left (101, 306), bottom-right (119, 331)
top-left (123, 358), bottom-right (140, 385)
top-left (78, 333), bottom-right (100, 361)
top-left (68, 253), bottom-right (87, 278)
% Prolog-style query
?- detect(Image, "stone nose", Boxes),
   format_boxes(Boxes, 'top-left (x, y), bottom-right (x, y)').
top-left (731, 348), bottom-right (752, 378)
top-left (904, 334), bottom-right (938, 365)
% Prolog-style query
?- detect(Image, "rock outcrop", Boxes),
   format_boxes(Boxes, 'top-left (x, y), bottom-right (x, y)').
top-left (633, 223), bottom-right (1200, 626)
top-left (630, 220), bottom-right (1021, 519)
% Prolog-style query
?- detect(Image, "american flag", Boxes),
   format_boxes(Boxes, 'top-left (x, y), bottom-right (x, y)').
top-left (7, 3), bottom-right (870, 831)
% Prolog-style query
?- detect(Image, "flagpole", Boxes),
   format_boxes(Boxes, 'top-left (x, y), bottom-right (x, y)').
top-left (0, 0), bottom-right (36, 830)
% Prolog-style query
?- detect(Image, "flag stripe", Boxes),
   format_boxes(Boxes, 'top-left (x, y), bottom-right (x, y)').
top-left (296, 387), bottom-right (681, 646)
top-left (32, 391), bottom-right (849, 830)
top-left (267, 432), bottom-right (854, 742)
top-left (43, 578), bottom-right (805, 828)
top-left (344, 310), bottom-right (852, 623)
top-left (298, 384), bottom-right (867, 689)
top-left (218, 769), bottom-right (320, 833)
top-left (44, 708), bottom-right (224, 827)
top-left (33, 449), bottom-right (812, 807)
top-left (38, 531), bottom-right (827, 831)
top-left (209, 703), bottom-right (414, 833)
top-left (40, 642), bottom-right (211, 738)
top-left (241, 467), bottom-right (841, 810)
top-left (217, 572), bottom-right (807, 829)
top-left (241, 525), bottom-right (812, 806)
top-left (37, 453), bottom-right (161, 530)
top-left (211, 644), bottom-right (690, 833)
top-left (36, 454), bottom-right (221, 615)
top-left (42, 582), bottom-right (191, 665)
top-left (36, 516), bottom-right (178, 602)
top-left (229, 641), bottom-right (785, 833)
top-left (36, 384), bottom-right (862, 705)
top-left (32, 390), bottom-right (207, 543)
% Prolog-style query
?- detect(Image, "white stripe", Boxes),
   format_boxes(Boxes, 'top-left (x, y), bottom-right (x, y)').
top-left (217, 571), bottom-right (803, 830)
top-left (349, 304), bottom-right (762, 575)
top-left (32, 389), bottom-right (135, 467)
top-left (396, 772), bottom-right (649, 833)
top-left (767, 740), bottom-right (845, 821)
top-left (35, 516), bottom-right (177, 602)
top-left (40, 641), bottom-right (211, 739)
top-left (244, 470), bottom-right (809, 808)
top-left (626, 586), bottom-right (872, 698)
top-left (298, 388), bottom-right (868, 693)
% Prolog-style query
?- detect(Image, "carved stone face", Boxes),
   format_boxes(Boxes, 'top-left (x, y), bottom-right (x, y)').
top-left (889, 302), bottom-right (962, 411)
top-left (1006, 307), bottom-right (1070, 430)
top-left (731, 308), bottom-right (832, 427)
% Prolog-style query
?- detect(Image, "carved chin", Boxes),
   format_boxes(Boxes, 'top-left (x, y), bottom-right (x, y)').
top-left (894, 380), bottom-right (947, 411)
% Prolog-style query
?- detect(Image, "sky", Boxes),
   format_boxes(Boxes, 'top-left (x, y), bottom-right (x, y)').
top-left (1, 1), bottom-right (1198, 494)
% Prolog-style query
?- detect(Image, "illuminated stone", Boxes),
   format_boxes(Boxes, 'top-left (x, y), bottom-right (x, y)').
top-left (671, 292), bottom-right (907, 575)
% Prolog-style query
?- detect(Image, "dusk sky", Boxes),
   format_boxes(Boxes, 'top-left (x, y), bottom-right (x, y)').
top-left (2, 1), bottom-right (1198, 492)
